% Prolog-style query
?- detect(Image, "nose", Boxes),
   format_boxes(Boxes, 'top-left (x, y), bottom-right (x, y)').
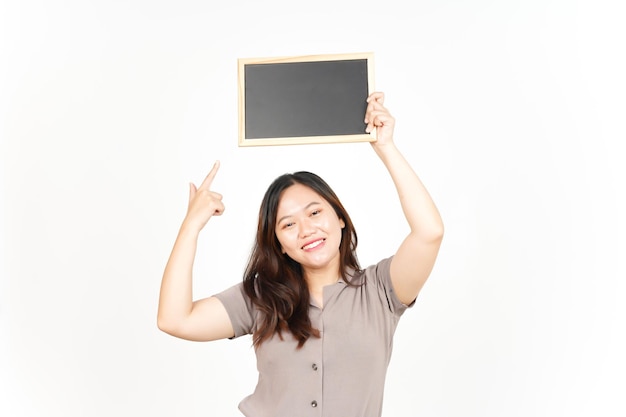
top-left (298, 217), bottom-right (315, 238)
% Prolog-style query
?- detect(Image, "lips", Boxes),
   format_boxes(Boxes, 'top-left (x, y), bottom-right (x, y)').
top-left (302, 238), bottom-right (325, 251)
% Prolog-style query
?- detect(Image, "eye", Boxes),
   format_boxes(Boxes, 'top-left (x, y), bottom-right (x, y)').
top-left (311, 209), bottom-right (321, 216)
top-left (282, 221), bottom-right (295, 229)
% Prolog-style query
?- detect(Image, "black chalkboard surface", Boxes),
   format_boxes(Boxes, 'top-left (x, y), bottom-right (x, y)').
top-left (238, 53), bottom-right (375, 146)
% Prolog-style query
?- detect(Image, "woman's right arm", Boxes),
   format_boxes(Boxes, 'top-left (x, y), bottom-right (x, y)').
top-left (157, 161), bottom-right (235, 342)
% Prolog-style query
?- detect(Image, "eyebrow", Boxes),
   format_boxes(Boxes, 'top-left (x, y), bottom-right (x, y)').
top-left (277, 201), bottom-right (322, 225)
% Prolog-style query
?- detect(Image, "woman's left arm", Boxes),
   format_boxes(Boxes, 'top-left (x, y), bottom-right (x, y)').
top-left (365, 92), bottom-right (444, 305)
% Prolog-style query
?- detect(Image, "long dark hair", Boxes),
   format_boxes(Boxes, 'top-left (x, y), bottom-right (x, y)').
top-left (243, 171), bottom-right (361, 348)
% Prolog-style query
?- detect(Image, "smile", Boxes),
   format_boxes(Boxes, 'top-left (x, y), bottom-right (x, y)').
top-left (302, 239), bottom-right (325, 250)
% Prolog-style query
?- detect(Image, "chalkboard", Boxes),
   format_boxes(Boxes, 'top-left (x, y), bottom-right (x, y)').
top-left (238, 53), bottom-right (375, 146)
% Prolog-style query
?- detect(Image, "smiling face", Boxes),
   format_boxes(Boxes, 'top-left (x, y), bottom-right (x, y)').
top-left (275, 183), bottom-right (345, 276)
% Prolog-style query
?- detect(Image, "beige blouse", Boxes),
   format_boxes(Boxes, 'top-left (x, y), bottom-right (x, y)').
top-left (214, 256), bottom-right (412, 417)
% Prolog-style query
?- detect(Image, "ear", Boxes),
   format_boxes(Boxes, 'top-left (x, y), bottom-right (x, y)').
top-left (340, 218), bottom-right (345, 229)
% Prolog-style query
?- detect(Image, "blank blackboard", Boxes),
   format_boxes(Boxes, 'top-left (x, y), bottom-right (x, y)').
top-left (238, 53), bottom-right (375, 146)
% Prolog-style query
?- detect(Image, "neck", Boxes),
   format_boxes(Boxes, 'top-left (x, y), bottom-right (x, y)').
top-left (304, 267), bottom-right (341, 292)
top-left (305, 268), bottom-right (341, 309)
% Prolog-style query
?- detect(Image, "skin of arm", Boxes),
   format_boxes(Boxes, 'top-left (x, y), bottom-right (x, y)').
top-left (157, 161), bottom-right (236, 341)
top-left (365, 92), bottom-right (445, 305)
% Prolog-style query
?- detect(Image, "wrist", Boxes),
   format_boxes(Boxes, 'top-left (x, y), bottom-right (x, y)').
top-left (179, 217), bottom-right (204, 236)
top-left (372, 141), bottom-right (399, 160)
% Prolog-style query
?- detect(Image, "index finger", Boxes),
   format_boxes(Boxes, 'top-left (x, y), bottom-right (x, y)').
top-left (199, 160), bottom-right (220, 190)
top-left (367, 91), bottom-right (385, 105)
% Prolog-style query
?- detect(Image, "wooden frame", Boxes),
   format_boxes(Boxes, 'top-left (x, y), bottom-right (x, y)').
top-left (238, 52), bottom-right (375, 147)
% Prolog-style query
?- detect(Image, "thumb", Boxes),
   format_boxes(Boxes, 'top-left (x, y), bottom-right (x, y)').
top-left (188, 182), bottom-right (197, 203)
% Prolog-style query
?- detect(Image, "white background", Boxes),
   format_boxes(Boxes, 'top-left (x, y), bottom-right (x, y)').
top-left (1, 0), bottom-right (624, 416)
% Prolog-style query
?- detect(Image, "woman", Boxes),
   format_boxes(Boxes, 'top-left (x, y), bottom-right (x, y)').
top-left (157, 91), bottom-right (444, 416)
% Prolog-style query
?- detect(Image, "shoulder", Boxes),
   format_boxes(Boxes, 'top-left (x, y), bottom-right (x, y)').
top-left (349, 256), bottom-right (394, 285)
top-left (213, 282), bottom-right (256, 337)
top-left (354, 256), bottom-right (413, 314)
top-left (214, 281), bottom-right (247, 304)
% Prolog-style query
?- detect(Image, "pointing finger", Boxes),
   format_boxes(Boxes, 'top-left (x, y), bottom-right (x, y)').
top-left (199, 160), bottom-right (220, 190)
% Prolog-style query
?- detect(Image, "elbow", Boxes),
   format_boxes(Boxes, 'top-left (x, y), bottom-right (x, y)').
top-left (424, 221), bottom-right (444, 244)
top-left (413, 213), bottom-right (444, 244)
top-left (435, 222), bottom-right (445, 242)
top-left (157, 313), bottom-right (178, 336)
top-left (156, 316), bottom-right (168, 333)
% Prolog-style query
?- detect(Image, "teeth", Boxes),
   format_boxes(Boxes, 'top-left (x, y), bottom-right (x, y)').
top-left (303, 240), bottom-right (324, 250)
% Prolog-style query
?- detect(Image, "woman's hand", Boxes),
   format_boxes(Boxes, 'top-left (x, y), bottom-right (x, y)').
top-left (365, 91), bottom-right (396, 149)
top-left (183, 161), bottom-right (225, 232)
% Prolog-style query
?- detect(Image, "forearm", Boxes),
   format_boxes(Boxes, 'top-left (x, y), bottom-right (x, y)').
top-left (375, 143), bottom-right (444, 241)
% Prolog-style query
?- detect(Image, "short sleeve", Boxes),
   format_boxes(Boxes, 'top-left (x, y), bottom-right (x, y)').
top-left (368, 256), bottom-right (414, 316)
top-left (213, 283), bottom-right (255, 338)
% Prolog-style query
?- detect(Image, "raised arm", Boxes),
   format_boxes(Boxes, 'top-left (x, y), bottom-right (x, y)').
top-left (365, 92), bottom-right (444, 305)
top-left (157, 161), bottom-right (235, 341)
